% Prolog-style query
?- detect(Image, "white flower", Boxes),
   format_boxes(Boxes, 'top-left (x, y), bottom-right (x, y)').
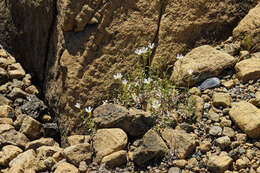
top-left (140, 47), bottom-right (148, 54)
top-left (85, 106), bottom-right (93, 113)
top-left (144, 77), bottom-right (153, 84)
top-left (188, 69), bottom-right (193, 75)
top-left (122, 79), bottom-right (128, 85)
top-left (152, 100), bottom-right (161, 110)
top-left (113, 73), bottom-right (122, 80)
top-left (75, 103), bottom-right (81, 109)
top-left (176, 54), bottom-right (184, 60)
top-left (135, 48), bottom-right (142, 55)
top-left (148, 43), bottom-right (155, 49)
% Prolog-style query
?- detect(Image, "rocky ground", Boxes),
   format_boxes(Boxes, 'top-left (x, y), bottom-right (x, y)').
top-left (0, 2), bottom-right (260, 173)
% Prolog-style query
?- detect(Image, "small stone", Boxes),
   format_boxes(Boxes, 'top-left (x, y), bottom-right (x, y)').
top-left (207, 155), bottom-right (233, 173)
top-left (201, 94), bottom-right (211, 102)
top-left (41, 114), bottom-right (52, 123)
top-left (67, 135), bottom-right (90, 146)
top-left (173, 159), bottom-right (187, 168)
top-left (101, 150), bottom-right (127, 168)
top-left (0, 145), bottom-right (23, 166)
top-left (209, 126), bottom-right (222, 136)
top-left (168, 167), bottom-right (181, 173)
top-left (222, 80), bottom-right (234, 89)
top-left (93, 128), bottom-right (128, 162)
top-left (0, 118), bottom-right (13, 125)
top-left (25, 85), bottom-right (39, 95)
top-left (220, 117), bottom-right (232, 127)
top-left (78, 161), bottom-right (88, 172)
top-left (9, 149), bottom-right (36, 171)
top-left (213, 92), bottom-right (232, 108)
top-left (222, 127), bottom-right (235, 138)
top-left (216, 136), bottom-right (231, 150)
top-left (7, 87), bottom-right (28, 100)
top-left (198, 77), bottom-right (221, 90)
top-left (20, 116), bottom-right (44, 140)
top-left (162, 128), bottom-right (195, 159)
top-left (204, 103), bottom-right (211, 109)
top-left (236, 133), bottom-right (247, 143)
top-left (189, 87), bottom-right (201, 96)
top-left (25, 137), bottom-right (59, 150)
top-left (64, 143), bottom-right (92, 166)
top-left (0, 124), bottom-right (14, 134)
top-left (0, 105), bottom-right (13, 118)
top-left (200, 141), bottom-right (211, 153)
top-left (8, 63), bottom-right (26, 79)
top-left (0, 129), bottom-right (29, 148)
top-left (54, 162), bottom-right (79, 173)
top-left (208, 112), bottom-right (220, 122)
top-left (236, 157), bottom-right (250, 169)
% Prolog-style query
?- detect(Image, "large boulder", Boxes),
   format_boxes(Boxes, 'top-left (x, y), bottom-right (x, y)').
top-left (170, 45), bottom-right (235, 86)
top-left (233, 3), bottom-right (260, 52)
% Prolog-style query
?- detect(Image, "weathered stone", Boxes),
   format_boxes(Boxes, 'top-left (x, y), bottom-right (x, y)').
top-left (25, 85), bottom-right (39, 95)
top-left (8, 63), bottom-right (26, 79)
top-left (54, 162), bottom-right (79, 173)
top-left (222, 80), bottom-right (234, 89)
top-left (37, 146), bottom-right (63, 160)
top-left (67, 135), bottom-right (90, 146)
top-left (233, 3), bottom-right (260, 51)
top-left (190, 95), bottom-right (204, 120)
top-left (161, 128), bottom-right (196, 159)
top-left (128, 129), bottom-right (168, 166)
top-left (19, 95), bottom-right (48, 119)
top-left (64, 143), bottom-right (92, 166)
top-left (13, 114), bottom-right (27, 130)
top-left (209, 126), bottom-right (222, 136)
top-left (43, 123), bottom-right (60, 141)
top-left (172, 159), bottom-right (187, 169)
top-left (236, 157), bottom-right (249, 169)
top-left (9, 149), bottom-right (36, 170)
top-left (0, 129), bottom-right (29, 148)
top-left (198, 77), bottom-right (221, 91)
top-left (94, 104), bottom-right (155, 136)
top-left (168, 167), bottom-right (182, 173)
top-left (26, 137), bottom-right (59, 150)
top-left (0, 105), bottom-right (13, 118)
top-left (7, 87), bottom-right (28, 100)
top-left (213, 92), bottom-right (232, 108)
top-left (101, 150), bottom-right (127, 168)
top-left (93, 128), bottom-right (127, 162)
top-left (235, 57), bottom-right (260, 83)
top-left (208, 112), bottom-right (220, 122)
top-left (189, 87), bottom-right (201, 96)
top-left (0, 94), bottom-right (11, 106)
top-left (0, 124), bottom-right (14, 134)
top-left (216, 136), bottom-right (231, 150)
top-left (199, 140), bottom-right (211, 153)
top-left (229, 101), bottom-right (260, 138)
top-left (20, 116), bottom-right (44, 140)
top-left (0, 118), bottom-right (13, 125)
top-left (222, 127), bottom-right (235, 138)
top-left (0, 145), bottom-right (23, 166)
top-left (41, 114), bottom-right (52, 123)
top-left (171, 45), bottom-right (235, 86)
top-left (207, 155), bottom-right (233, 173)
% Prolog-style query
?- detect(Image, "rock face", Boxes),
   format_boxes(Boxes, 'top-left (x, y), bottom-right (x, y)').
top-left (229, 101), bottom-right (260, 138)
top-left (233, 3), bottom-right (260, 52)
top-left (207, 155), bottom-right (233, 173)
top-left (170, 45), bottom-right (235, 86)
top-left (39, 0), bottom-right (256, 144)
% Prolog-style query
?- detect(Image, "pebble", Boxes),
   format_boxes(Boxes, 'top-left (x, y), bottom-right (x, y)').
top-left (209, 126), bottom-right (222, 136)
top-left (198, 77), bottom-right (221, 90)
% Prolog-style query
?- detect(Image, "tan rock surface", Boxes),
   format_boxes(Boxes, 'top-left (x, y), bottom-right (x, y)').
top-left (212, 92), bottom-right (232, 108)
top-left (20, 116), bottom-right (44, 140)
top-left (93, 128), bottom-right (128, 162)
top-left (66, 135), bottom-right (90, 146)
top-left (235, 56), bottom-right (260, 83)
top-left (9, 149), bottom-right (36, 171)
top-left (54, 162), bottom-right (79, 173)
top-left (0, 145), bottom-right (23, 166)
top-left (170, 45), bottom-right (235, 86)
top-left (161, 128), bottom-right (196, 159)
top-left (229, 101), bottom-right (260, 138)
top-left (207, 155), bottom-right (233, 173)
top-left (101, 150), bottom-right (127, 168)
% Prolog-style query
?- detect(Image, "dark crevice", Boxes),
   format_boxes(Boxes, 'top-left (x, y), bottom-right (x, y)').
top-left (145, 0), bottom-right (167, 76)
top-left (40, 0), bottom-right (58, 100)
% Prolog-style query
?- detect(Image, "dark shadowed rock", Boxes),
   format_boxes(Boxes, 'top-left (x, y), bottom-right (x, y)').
top-left (128, 129), bottom-right (168, 166)
top-left (93, 104), bottom-right (155, 137)
top-left (43, 123), bottom-right (60, 142)
top-left (19, 95), bottom-right (48, 119)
